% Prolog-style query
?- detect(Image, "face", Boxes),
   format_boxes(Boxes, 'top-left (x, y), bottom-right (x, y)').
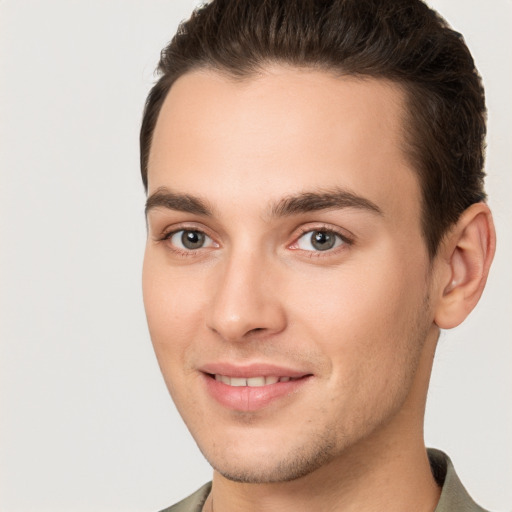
top-left (143, 67), bottom-right (440, 483)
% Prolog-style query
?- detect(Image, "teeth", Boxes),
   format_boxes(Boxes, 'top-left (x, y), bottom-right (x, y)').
top-left (247, 377), bottom-right (265, 387)
top-left (214, 375), bottom-right (297, 387)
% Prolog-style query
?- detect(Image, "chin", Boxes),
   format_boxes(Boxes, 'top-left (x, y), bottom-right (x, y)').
top-left (200, 433), bottom-right (338, 484)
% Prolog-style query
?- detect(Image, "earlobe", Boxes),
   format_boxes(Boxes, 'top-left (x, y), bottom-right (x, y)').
top-left (434, 202), bottom-right (496, 329)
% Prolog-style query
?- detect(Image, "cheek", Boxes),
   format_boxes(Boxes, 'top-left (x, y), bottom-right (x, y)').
top-left (287, 254), bottom-right (427, 375)
top-left (142, 252), bottom-right (208, 367)
top-left (288, 260), bottom-right (428, 435)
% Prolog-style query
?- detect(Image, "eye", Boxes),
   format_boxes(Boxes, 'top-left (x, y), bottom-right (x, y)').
top-left (295, 229), bottom-right (345, 252)
top-left (168, 229), bottom-right (216, 250)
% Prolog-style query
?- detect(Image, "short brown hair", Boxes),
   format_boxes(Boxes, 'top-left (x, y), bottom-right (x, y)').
top-left (140, 0), bottom-right (487, 257)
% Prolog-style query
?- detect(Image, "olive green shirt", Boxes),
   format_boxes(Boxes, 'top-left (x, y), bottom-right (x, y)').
top-left (160, 449), bottom-right (489, 512)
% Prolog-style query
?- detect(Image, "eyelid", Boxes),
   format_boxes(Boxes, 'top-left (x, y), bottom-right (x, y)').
top-left (156, 221), bottom-right (216, 242)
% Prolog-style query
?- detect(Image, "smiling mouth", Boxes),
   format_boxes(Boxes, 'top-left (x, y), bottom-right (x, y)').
top-left (211, 374), bottom-right (303, 387)
top-left (203, 370), bottom-right (312, 410)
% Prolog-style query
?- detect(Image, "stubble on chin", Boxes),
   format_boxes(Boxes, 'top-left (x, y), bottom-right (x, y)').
top-left (207, 432), bottom-right (338, 484)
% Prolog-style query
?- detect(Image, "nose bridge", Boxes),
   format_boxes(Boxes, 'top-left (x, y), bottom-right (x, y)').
top-left (206, 243), bottom-right (285, 341)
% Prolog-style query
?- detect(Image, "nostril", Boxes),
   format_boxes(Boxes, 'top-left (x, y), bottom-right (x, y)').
top-left (246, 327), bottom-right (266, 337)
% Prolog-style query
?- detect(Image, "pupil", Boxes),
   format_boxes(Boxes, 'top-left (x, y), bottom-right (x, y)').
top-left (182, 230), bottom-right (205, 249)
top-left (311, 230), bottom-right (335, 251)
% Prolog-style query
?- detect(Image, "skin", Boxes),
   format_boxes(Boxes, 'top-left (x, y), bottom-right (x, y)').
top-left (142, 67), bottom-right (495, 512)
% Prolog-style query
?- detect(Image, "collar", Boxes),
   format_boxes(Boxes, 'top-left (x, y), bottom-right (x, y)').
top-left (428, 448), bottom-right (489, 512)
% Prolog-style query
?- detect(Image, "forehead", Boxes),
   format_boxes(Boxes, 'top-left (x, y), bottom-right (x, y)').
top-left (148, 67), bottom-right (421, 225)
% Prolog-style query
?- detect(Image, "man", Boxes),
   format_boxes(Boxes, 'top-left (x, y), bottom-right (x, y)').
top-left (140, 1), bottom-right (496, 510)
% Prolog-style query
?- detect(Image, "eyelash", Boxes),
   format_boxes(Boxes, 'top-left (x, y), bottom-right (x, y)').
top-left (158, 224), bottom-right (353, 257)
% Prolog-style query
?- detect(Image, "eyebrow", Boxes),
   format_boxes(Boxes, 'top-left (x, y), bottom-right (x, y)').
top-left (145, 186), bottom-right (382, 218)
top-left (270, 188), bottom-right (383, 217)
top-left (145, 187), bottom-right (212, 216)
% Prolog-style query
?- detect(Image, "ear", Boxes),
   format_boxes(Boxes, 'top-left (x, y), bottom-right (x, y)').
top-left (434, 202), bottom-right (496, 329)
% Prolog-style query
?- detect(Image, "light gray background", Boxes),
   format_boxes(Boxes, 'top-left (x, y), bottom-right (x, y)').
top-left (0, 1), bottom-right (510, 511)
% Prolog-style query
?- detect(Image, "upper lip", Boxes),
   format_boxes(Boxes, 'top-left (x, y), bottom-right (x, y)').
top-left (200, 362), bottom-right (311, 379)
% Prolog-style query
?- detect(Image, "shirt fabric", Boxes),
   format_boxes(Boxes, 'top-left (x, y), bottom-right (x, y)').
top-left (159, 448), bottom-right (489, 512)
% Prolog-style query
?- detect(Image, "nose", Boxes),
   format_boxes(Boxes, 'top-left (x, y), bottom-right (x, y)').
top-left (206, 249), bottom-right (287, 342)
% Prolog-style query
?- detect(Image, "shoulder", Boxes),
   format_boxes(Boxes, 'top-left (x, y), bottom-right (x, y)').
top-left (428, 448), bottom-right (491, 512)
top-left (158, 482), bottom-right (212, 512)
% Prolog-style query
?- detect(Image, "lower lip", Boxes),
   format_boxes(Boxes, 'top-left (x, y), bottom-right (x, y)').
top-left (203, 374), bottom-right (311, 412)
